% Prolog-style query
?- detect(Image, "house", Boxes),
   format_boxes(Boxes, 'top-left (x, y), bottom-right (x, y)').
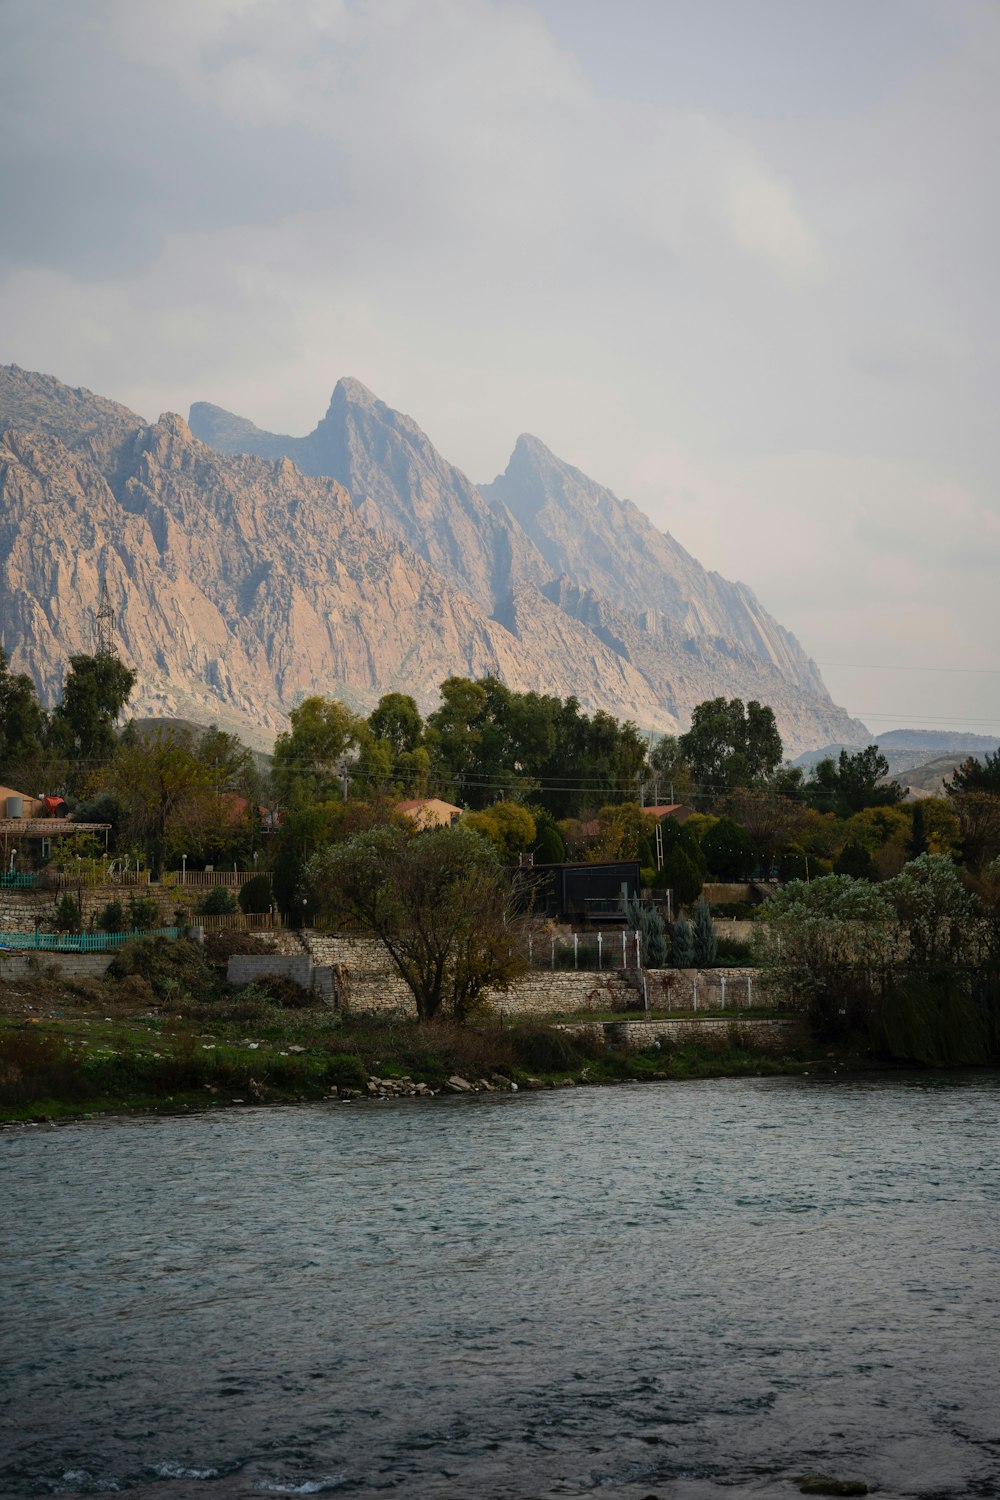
top-left (0, 784), bottom-right (111, 869)
top-left (0, 784), bottom-right (45, 820)
top-left (395, 797), bottom-right (463, 829)
top-left (512, 860), bottom-right (641, 923)
top-left (644, 803), bottom-right (695, 823)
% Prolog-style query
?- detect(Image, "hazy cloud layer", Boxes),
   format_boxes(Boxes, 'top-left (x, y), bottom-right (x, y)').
top-left (2, 0), bottom-right (997, 737)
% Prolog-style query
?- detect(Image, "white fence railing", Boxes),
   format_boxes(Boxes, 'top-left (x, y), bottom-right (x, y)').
top-left (164, 870), bottom-right (260, 889)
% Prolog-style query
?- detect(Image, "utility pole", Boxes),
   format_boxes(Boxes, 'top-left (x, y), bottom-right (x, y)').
top-left (95, 580), bottom-right (116, 658)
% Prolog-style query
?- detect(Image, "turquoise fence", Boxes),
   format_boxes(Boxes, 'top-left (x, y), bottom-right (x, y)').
top-left (0, 927), bottom-right (182, 953)
top-left (0, 872), bottom-right (39, 889)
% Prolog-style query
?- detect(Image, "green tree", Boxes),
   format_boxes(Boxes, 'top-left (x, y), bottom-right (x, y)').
top-left (691, 897), bottom-right (718, 966)
top-left (307, 825), bottom-right (527, 1020)
top-left (671, 915), bottom-right (695, 967)
top-left (761, 875), bottom-right (898, 1039)
top-left (367, 692), bottom-right (424, 755)
top-left (107, 728), bottom-right (211, 877)
top-left (700, 817), bottom-right (756, 881)
top-left (271, 696), bottom-right (366, 807)
top-left (48, 653), bottom-right (136, 764)
top-left (624, 895), bottom-right (669, 968)
top-left (238, 874), bottom-right (273, 915)
top-left (464, 801), bottom-right (537, 861)
top-left (807, 746), bottom-right (902, 818)
top-left (679, 697), bottom-right (783, 801)
top-left (662, 843), bottom-right (703, 907)
top-left (646, 734), bottom-right (695, 805)
top-left (0, 647), bottom-right (46, 772)
top-left (882, 853), bottom-right (977, 967)
top-left (948, 749), bottom-right (1000, 797)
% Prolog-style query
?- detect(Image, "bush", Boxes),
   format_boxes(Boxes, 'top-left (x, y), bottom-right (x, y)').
top-left (715, 937), bottom-right (754, 966)
top-left (201, 887), bottom-right (238, 916)
top-left (511, 1027), bottom-right (586, 1073)
top-left (324, 1052), bottom-right (368, 1088)
top-left (97, 900), bottom-right (126, 932)
top-left (127, 894), bottom-right (160, 930)
top-left (238, 874), bottom-right (273, 914)
top-left (54, 893), bottom-right (82, 933)
top-left (692, 898), bottom-right (718, 966)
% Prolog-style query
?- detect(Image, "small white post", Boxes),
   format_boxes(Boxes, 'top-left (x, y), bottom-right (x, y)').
top-left (721, 973), bottom-right (727, 1010)
top-left (747, 973), bottom-right (753, 1008)
top-left (621, 930), bottom-right (627, 968)
top-left (574, 933), bottom-right (579, 970)
top-left (551, 936), bottom-right (556, 970)
top-left (597, 931), bottom-right (603, 970)
top-left (693, 974), bottom-right (698, 1012)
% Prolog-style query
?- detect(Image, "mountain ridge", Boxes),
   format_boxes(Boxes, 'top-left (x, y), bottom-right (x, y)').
top-left (1, 364), bottom-right (865, 753)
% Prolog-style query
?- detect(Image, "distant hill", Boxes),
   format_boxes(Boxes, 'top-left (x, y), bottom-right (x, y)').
top-left (897, 754), bottom-right (988, 796)
top-left (794, 729), bottom-right (999, 778)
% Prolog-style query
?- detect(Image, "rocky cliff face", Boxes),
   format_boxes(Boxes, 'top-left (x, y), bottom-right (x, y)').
top-left (482, 433), bottom-right (825, 696)
top-left (191, 378), bottom-right (547, 612)
top-left (1, 364), bottom-right (866, 753)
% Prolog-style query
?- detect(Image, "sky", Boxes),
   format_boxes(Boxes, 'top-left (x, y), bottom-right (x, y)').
top-left (2, 0), bottom-right (998, 741)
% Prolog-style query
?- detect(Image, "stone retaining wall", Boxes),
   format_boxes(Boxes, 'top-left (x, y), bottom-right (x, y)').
top-left (602, 1016), bottom-right (798, 1049)
top-left (0, 951), bottom-right (115, 981)
top-left (0, 884), bottom-right (184, 932)
top-left (227, 953), bottom-right (314, 989)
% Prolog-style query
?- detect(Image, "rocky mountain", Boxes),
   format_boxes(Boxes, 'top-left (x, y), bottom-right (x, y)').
top-left (191, 379), bottom-right (547, 612)
top-left (1, 364), bottom-right (865, 753)
top-left (482, 433), bottom-right (825, 696)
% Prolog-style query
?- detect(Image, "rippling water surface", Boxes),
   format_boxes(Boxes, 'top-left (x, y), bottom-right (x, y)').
top-left (2, 1075), bottom-right (999, 1500)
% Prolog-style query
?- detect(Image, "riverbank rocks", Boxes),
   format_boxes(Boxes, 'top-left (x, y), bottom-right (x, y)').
top-left (444, 1075), bottom-right (474, 1092)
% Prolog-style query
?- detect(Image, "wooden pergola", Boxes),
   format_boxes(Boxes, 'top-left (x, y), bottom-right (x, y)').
top-left (0, 820), bottom-right (112, 858)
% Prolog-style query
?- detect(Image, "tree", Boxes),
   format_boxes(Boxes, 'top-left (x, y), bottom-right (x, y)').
top-left (948, 750), bottom-right (1000, 797)
top-left (238, 874), bottom-right (273, 915)
top-left (761, 875), bottom-right (898, 1039)
top-left (624, 895), bottom-right (669, 967)
top-left (0, 647), bottom-right (45, 772)
top-left (661, 843), bottom-right (703, 907)
top-left (307, 825), bottom-right (527, 1020)
top-left (679, 697), bottom-right (783, 800)
top-left (700, 817), bottom-right (756, 881)
top-left (834, 840), bottom-right (877, 882)
top-left (107, 728), bottom-right (211, 877)
top-left (951, 792), bottom-right (1000, 870)
top-left (691, 897), bottom-right (718, 966)
top-left (367, 692), bottom-right (424, 755)
top-left (645, 734), bottom-right (695, 805)
top-left (464, 801), bottom-right (537, 861)
top-left (806, 746), bottom-right (902, 818)
top-left (48, 653), bottom-right (136, 764)
top-left (271, 696), bottom-right (366, 807)
top-left (671, 915), bottom-right (695, 967)
top-left (882, 854), bottom-right (977, 967)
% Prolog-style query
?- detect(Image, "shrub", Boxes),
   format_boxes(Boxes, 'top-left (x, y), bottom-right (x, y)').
top-left (127, 894), bottom-right (160, 931)
top-left (324, 1052), bottom-right (368, 1088)
top-left (238, 874), bottom-right (273, 915)
top-left (54, 893), bottom-right (82, 933)
top-left (672, 915), bottom-right (695, 967)
top-left (511, 1027), bottom-right (587, 1073)
top-left (692, 898), bottom-right (718, 967)
top-left (97, 900), bottom-right (126, 932)
top-left (201, 887), bottom-right (238, 916)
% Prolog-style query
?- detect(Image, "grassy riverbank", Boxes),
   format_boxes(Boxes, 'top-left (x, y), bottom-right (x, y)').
top-left (0, 937), bottom-right (848, 1124)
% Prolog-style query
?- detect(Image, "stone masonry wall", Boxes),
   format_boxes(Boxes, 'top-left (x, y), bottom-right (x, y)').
top-left (558, 1016), bottom-right (798, 1050)
top-left (0, 885), bottom-right (182, 932)
top-left (0, 951), bottom-right (115, 981)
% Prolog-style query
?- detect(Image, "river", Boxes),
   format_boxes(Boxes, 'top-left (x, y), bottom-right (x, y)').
top-left (2, 1075), bottom-right (998, 1500)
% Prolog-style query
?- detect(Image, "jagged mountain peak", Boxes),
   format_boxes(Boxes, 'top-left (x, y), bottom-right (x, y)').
top-left (328, 375), bottom-right (381, 410)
